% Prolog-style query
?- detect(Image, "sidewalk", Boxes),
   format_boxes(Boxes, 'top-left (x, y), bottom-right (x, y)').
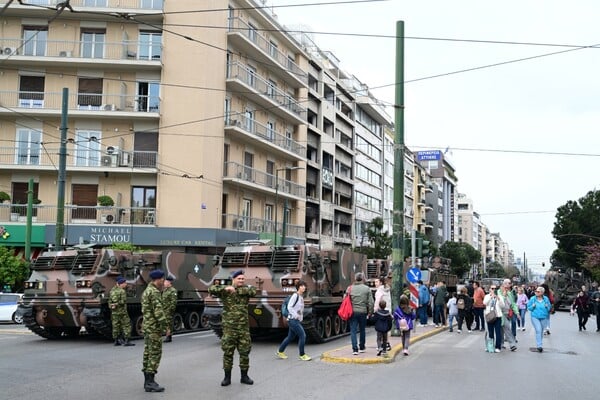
top-left (321, 323), bottom-right (445, 364)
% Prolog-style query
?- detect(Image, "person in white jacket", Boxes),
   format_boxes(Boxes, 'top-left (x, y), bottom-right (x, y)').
top-left (483, 285), bottom-right (504, 353)
top-left (374, 276), bottom-right (392, 312)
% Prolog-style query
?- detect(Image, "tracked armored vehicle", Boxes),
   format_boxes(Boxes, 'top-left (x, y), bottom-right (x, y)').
top-left (544, 267), bottom-right (593, 310)
top-left (17, 245), bottom-right (218, 340)
top-left (203, 241), bottom-right (368, 343)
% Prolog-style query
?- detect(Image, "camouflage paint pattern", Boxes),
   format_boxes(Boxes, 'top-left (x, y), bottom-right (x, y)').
top-left (161, 286), bottom-right (177, 329)
top-left (545, 268), bottom-right (592, 309)
top-left (109, 284), bottom-right (131, 339)
top-left (142, 282), bottom-right (166, 373)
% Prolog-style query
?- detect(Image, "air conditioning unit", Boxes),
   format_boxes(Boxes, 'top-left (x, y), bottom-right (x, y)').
top-left (58, 50), bottom-right (73, 57)
top-left (2, 47), bottom-right (17, 56)
top-left (101, 155), bottom-right (116, 167)
top-left (235, 218), bottom-right (246, 230)
top-left (101, 213), bottom-right (116, 224)
top-left (102, 104), bottom-right (116, 111)
top-left (118, 151), bottom-right (131, 167)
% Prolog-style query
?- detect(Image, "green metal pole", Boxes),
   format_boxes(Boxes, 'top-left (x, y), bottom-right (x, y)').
top-left (391, 21), bottom-right (405, 333)
top-left (25, 178), bottom-right (33, 261)
top-left (282, 198), bottom-right (288, 245)
top-left (55, 87), bottom-right (68, 248)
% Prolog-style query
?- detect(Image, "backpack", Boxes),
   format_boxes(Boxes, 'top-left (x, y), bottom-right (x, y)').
top-left (457, 298), bottom-right (465, 310)
top-left (399, 317), bottom-right (409, 331)
top-left (281, 294), bottom-right (299, 318)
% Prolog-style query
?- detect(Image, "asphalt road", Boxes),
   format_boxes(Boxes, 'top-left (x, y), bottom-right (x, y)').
top-left (1, 312), bottom-right (598, 400)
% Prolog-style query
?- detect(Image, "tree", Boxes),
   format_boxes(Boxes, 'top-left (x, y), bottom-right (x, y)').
top-left (439, 241), bottom-right (481, 278)
top-left (0, 247), bottom-right (30, 292)
top-left (579, 243), bottom-right (600, 282)
top-left (486, 261), bottom-right (504, 278)
top-left (552, 190), bottom-right (600, 270)
top-left (356, 217), bottom-right (392, 259)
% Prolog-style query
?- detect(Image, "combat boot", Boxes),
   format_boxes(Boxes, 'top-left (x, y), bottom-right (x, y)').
top-left (122, 337), bottom-right (135, 346)
top-left (163, 334), bottom-right (172, 343)
top-left (145, 373), bottom-right (165, 392)
top-left (240, 369), bottom-right (254, 385)
top-left (114, 336), bottom-right (122, 346)
top-left (220, 370), bottom-right (231, 386)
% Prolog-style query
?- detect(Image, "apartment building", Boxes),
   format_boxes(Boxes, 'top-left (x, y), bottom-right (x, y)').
top-left (0, 0), bottom-right (308, 250)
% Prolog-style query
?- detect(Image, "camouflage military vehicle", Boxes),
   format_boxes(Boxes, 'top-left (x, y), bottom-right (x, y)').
top-left (17, 245), bottom-right (218, 340)
top-left (403, 256), bottom-right (458, 293)
top-left (544, 267), bottom-right (593, 310)
top-left (203, 240), bottom-right (368, 343)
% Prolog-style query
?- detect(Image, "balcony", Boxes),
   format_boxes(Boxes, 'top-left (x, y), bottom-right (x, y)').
top-left (226, 62), bottom-right (305, 124)
top-left (222, 213), bottom-right (304, 240)
top-left (225, 114), bottom-right (305, 160)
top-left (0, 203), bottom-right (157, 226)
top-left (0, 147), bottom-right (158, 172)
top-left (222, 161), bottom-right (305, 200)
top-left (227, 17), bottom-right (307, 88)
top-left (2, 0), bottom-right (164, 12)
top-left (0, 91), bottom-right (159, 118)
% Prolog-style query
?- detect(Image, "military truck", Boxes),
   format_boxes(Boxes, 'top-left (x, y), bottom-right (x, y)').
top-left (544, 267), bottom-right (593, 310)
top-left (17, 245), bottom-right (218, 340)
top-left (202, 240), bottom-right (368, 343)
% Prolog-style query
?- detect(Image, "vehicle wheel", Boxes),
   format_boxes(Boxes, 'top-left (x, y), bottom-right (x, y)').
top-left (341, 319), bottom-right (348, 333)
top-left (332, 314), bottom-right (341, 336)
top-left (200, 312), bottom-right (210, 329)
top-left (12, 312), bottom-right (23, 324)
top-left (172, 313), bottom-right (184, 332)
top-left (315, 316), bottom-right (325, 339)
top-left (133, 315), bottom-right (144, 337)
top-left (184, 311), bottom-right (200, 330)
top-left (324, 315), bottom-right (332, 338)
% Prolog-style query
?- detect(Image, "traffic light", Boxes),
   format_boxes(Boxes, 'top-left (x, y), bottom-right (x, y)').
top-left (416, 238), bottom-right (423, 257)
top-left (403, 238), bottom-right (411, 256)
top-left (421, 240), bottom-right (431, 257)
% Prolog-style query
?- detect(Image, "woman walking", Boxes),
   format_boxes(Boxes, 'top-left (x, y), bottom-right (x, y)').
top-left (516, 286), bottom-right (528, 331)
top-left (276, 280), bottom-right (312, 361)
top-left (527, 286), bottom-right (552, 352)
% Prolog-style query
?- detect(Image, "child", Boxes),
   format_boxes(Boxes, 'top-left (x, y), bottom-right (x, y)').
top-left (372, 299), bottom-right (393, 356)
top-left (446, 292), bottom-right (458, 332)
top-left (393, 295), bottom-right (416, 355)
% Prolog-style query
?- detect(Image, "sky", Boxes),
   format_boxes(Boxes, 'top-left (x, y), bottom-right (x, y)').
top-left (270, 0), bottom-right (600, 275)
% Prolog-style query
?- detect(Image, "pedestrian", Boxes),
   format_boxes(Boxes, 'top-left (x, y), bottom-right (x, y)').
top-left (109, 276), bottom-right (135, 347)
top-left (472, 281), bottom-right (486, 331)
top-left (393, 294), bottom-right (416, 355)
top-left (162, 276), bottom-right (177, 343)
top-left (446, 292), bottom-right (458, 332)
top-left (372, 299), bottom-right (392, 356)
top-left (591, 284), bottom-right (600, 332)
top-left (571, 289), bottom-right (590, 331)
top-left (483, 285), bottom-right (503, 353)
top-left (347, 272), bottom-right (374, 355)
top-left (208, 269), bottom-right (257, 386)
top-left (540, 283), bottom-right (554, 335)
top-left (374, 276), bottom-right (391, 312)
top-left (516, 286), bottom-right (528, 331)
top-left (456, 286), bottom-right (473, 333)
top-left (527, 286), bottom-right (551, 352)
top-left (433, 281), bottom-right (448, 327)
top-left (417, 280), bottom-right (430, 327)
top-left (497, 279), bottom-right (518, 352)
top-left (141, 269), bottom-right (168, 392)
top-left (276, 280), bottom-right (311, 361)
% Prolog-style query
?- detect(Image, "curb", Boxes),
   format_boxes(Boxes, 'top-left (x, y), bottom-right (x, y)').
top-left (320, 326), bottom-right (445, 364)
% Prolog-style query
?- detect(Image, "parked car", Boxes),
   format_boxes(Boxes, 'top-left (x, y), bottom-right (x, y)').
top-left (0, 293), bottom-right (23, 324)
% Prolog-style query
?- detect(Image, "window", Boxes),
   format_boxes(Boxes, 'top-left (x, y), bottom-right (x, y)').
top-left (139, 31), bottom-right (162, 60)
top-left (243, 152), bottom-right (253, 181)
top-left (22, 26), bottom-right (47, 56)
top-left (81, 29), bottom-right (105, 58)
top-left (141, 0), bottom-right (163, 9)
top-left (247, 65), bottom-right (256, 88)
top-left (137, 81), bottom-right (160, 112)
top-left (240, 199), bottom-right (252, 230)
top-left (132, 186), bottom-right (156, 224)
top-left (11, 182), bottom-right (39, 217)
top-left (74, 130), bottom-right (101, 166)
top-left (266, 121), bottom-right (275, 141)
top-left (244, 109), bottom-right (254, 133)
top-left (19, 75), bottom-right (45, 108)
top-left (269, 40), bottom-right (278, 58)
top-left (224, 97), bottom-right (231, 124)
top-left (15, 128), bottom-right (41, 165)
top-left (227, 6), bottom-right (234, 30)
top-left (248, 23), bottom-right (257, 43)
top-left (267, 79), bottom-right (276, 98)
top-left (84, 0), bottom-right (107, 6)
top-left (264, 204), bottom-right (274, 232)
top-left (77, 77), bottom-right (103, 109)
top-left (266, 160), bottom-right (274, 188)
top-left (71, 184), bottom-right (98, 219)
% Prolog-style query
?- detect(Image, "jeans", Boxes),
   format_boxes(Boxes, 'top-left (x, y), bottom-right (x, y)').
top-left (350, 313), bottom-right (367, 352)
top-left (503, 316), bottom-right (517, 348)
top-left (510, 314), bottom-right (518, 338)
top-left (278, 318), bottom-right (306, 356)
top-left (518, 309), bottom-right (527, 328)
top-left (434, 304), bottom-right (446, 325)
top-left (530, 317), bottom-right (548, 348)
top-left (418, 305), bottom-right (428, 325)
top-left (473, 307), bottom-right (485, 330)
top-left (448, 314), bottom-right (457, 331)
top-left (487, 318), bottom-right (503, 350)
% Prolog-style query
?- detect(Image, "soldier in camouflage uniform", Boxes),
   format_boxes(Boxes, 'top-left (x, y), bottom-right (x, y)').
top-left (141, 270), bottom-right (167, 393)
top-left (208, 269), bottom-right (257, 386)
top-left (109, 277), bottom-right (134, 346)
top-left (162, 276), bottom-right (177, 343)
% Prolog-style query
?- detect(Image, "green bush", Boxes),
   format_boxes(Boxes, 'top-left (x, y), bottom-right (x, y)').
top-left (97, 195), bottom-right (115, 206)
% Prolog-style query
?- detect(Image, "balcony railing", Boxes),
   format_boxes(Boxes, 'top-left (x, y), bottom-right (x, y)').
top-left (225, 113), bottom-right (305, 157)
top-left (0, 91), bottom-right (159, 113)
top-left (0, 147), bottom-right (158, 169)
top-left (223, 213), bottom-right (304, 239)
top-left (20, 0), bottom-right (163, 10)
top-left (227, 62), bottom-right (305, 117)
top-left (0, 204), bottom-right (156, 225)
top-left (223, 161), bottom-right (306, 199)
top-left (227, 17), bottom-right (306, 82)
top-left (0, 38), bottom-right (162, 62)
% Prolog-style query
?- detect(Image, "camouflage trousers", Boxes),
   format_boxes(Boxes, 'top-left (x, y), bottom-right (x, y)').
top-left (111, 311), bottom-right (131, 339)
top-left (221, 329), bottom-right (252, 371)
top-left (142, 332), bottom-right (163, 373)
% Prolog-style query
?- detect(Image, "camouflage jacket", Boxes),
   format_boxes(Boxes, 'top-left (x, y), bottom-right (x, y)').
top-left (162, 286), bottom-right (177, 317)
top-left (208, 284), bottom-right (257, 331)
top-left (142, 282), bottom-right (167, 334)
top-left (109, 285), bottom-right (127, 314)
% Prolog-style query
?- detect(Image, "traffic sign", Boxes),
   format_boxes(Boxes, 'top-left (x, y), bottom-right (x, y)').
top-left (406, 267), bottom-right (422, 283)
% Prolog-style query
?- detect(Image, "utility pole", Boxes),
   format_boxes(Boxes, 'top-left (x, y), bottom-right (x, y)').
top-left (55, 88), bottom-right (68, 249)
top-left (391, 20), bottom-right (405, 321)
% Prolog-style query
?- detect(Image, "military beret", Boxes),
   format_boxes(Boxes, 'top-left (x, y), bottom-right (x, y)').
top-left (165, 276), bottom-right (174, 281)
top-left (149, 269), bottom-right (165, 280)
top-left (116, 277), bottom-right (126, 284)
top-left (231, 269), bottom-right (244, 279)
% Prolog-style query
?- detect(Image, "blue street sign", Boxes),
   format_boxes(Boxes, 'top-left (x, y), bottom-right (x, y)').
top-left (416, 150), bottom-right (441, 161)
top-left (406, 267), bottom-right (422, 283)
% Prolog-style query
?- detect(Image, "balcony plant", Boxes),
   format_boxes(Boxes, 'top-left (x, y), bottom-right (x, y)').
top-left (97, 195), bottom-right (115, 207)
top-left (0, 191), bottom-right (10, 203)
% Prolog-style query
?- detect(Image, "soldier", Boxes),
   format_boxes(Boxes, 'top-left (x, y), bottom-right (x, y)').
top-left (208, 269), bottom-right (257, 387)
top-left (141, 269), bottom-right (168, 393)
top-left (109, 276), bottom-right (134, 346)
top-left (162, 276), bottom-right (177, 343)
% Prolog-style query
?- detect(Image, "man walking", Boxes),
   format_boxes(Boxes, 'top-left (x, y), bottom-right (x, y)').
top-left (162, 276), bottom-right (177, 343)
top-left (472, 281), bottom-right (486, 331)
top-left (208, 270), bottom-right (257, 386)
top-left (417, 280), bottom-right (430, 326)
top-left (348, 272), bottom-right (374, 355)
top-left (141, 269), bottom-right (168, 392)
top-left (109, 276), bottom-right (134, 346)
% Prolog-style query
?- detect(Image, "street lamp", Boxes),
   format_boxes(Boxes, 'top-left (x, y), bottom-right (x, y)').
top-left (274, 166), bottom-right (303, 246)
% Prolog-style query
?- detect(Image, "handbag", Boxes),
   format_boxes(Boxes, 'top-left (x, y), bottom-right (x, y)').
top-left (338, 286), bottom-right (353, 321)
top-left (485, 299), bottom-right (498, 323)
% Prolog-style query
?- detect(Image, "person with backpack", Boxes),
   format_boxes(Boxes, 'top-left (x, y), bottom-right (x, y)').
top-left (276, 280), bottom-right (311, 361)
top-left (393, 295), bottom-right (416, 355)
top-left (372, 299), bottom-right (393, 356)
top-left (417, 280), bottom-right (430, 326)
top-left (456, 287), bottom-right (473, 333)
top-left (446, 292), bottom-right (458, 332)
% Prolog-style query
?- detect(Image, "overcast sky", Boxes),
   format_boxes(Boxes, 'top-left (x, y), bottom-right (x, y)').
top-left (270, 0), bottom-right (600, 274)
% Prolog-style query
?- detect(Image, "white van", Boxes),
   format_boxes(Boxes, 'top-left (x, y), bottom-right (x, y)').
top-left (0, 293), bottom-right (23, 324)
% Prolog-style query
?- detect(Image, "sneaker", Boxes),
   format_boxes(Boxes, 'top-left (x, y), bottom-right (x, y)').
top-left (376, 349), bottom-right (382, 356)
top-left (457, 330), bottom-right (462, 333)
top-left (276, 351), bottom-right (288, 359)
top-left (385, 343), bottom-right (392, 351)
top-left (480, 328), bottom-right (485, 332)
top-left (403, 349), bottom-right (409, 356)
top-left (352, 351), bottom-right (358, 355)
top-left (468, 330), bottom-right (472, 333)
top-left (537, 347), bottom-right (543, 353)
top-left (299, 354), bottom-right (312, 361)
top-left (448, 329), bottom-right (453, 332)
top-left (510, 346), bottom-right (517, 352)
top-left (494, 349), bottom-right (501, 353)
top-left (359, 349), bottom-right (365, 353)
